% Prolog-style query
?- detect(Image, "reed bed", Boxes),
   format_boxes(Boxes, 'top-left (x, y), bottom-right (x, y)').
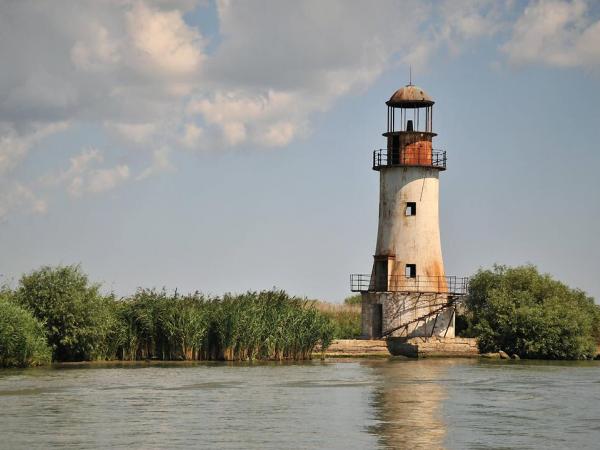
top-left (113, 289), bottom-right (334, 362)
top-left (1, 265), bottom-right (344, 366)
top-left (311, 300), bottom-right (362, 339)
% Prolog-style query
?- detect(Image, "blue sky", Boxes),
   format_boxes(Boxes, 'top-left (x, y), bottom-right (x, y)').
top-left (1, 0), bottom-right (599, 302)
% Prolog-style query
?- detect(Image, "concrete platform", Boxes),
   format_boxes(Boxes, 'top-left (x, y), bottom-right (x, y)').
top-left (387, 336), bottom-right (479, 358)
top-left (320, 339), bottom-right (390, 357)
top-left (321, 337), bottom-right (479, 358)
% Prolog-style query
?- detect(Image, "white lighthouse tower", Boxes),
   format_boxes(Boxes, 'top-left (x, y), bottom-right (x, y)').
top-left (352, 83), bottom-right (467, 339)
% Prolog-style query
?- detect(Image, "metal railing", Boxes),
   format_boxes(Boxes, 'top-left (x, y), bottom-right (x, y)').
top-left (372, 148), bottom-right (446, 170)
top-left (350, 274), bottom-right (468, 295)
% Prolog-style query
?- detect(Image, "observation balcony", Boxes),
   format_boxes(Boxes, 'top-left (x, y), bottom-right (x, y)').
top-left (350, 274), bottom-right (468, 296)
top-left (372, 148), bottom-right (446, 171)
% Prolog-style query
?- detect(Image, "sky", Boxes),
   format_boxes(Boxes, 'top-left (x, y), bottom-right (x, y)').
top-left (1, 0), bottom-right (600, 302)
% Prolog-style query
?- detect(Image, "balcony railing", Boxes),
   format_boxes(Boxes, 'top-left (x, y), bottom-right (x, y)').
top-left (350, 274), bottom-right (468, 296)
top-left (373, 148), bottom-right (446, 170)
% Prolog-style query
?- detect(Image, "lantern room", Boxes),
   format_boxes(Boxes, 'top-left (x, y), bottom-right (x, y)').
top-left (376, 84), bottom-right (444, 170)
top-left (385, 84), bottom-right (434, 133)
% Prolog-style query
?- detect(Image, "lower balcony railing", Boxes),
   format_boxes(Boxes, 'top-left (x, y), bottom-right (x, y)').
top-left (350, 274), bottom-right (468, 296)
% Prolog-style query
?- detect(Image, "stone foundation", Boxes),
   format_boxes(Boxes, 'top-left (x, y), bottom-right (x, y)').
top-left (361, 291), bottom-right (455, 339)
top-left (361, 292), bottom-right (382, 338)
top-left (383, 292), bottom-right (455, 338)
top-left (387, 336), bottom-right (478, 358)
top-left (320, 337), bottom-right (478, 358)
top-left (320, 339), bottom-right (390, 357)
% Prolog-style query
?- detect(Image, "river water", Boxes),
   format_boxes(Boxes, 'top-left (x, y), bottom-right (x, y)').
top-left (1, 358), bottom-right (599, 449)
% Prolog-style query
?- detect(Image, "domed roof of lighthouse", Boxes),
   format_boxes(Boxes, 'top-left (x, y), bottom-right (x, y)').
top-left (386, 84), bottom-right (434, 108)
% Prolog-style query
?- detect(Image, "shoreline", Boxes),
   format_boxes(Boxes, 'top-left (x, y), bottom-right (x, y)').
top-left (4, 339), bottom-right (599, 369)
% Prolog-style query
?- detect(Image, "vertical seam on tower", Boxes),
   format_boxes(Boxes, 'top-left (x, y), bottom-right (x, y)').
top-left (419, 171), bottom-right (428, 201)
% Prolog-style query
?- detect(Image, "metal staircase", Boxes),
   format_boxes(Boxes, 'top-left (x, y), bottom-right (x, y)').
top-left (381, 294), bottom-right (462, 338)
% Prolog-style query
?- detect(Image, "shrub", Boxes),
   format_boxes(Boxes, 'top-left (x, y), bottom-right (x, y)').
top-left (0, 291), bottom-right (51, 367)
top-left (15, 265), bottom-right (117, 361)
top-left (466, 265), bottom-right (599, 359)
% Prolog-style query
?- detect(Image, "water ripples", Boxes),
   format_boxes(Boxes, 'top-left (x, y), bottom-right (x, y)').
top-left (1, 359), bottom-right (599, 449)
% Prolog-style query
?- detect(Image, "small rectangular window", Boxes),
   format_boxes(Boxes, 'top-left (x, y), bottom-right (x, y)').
top-left (405, 202), bottom-right (416, 216)
top-left (405, 264), bottom-right (416, 278)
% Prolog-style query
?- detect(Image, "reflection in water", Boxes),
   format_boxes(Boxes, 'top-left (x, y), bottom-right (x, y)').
top-left (366, 359), bottom-right (465, 449)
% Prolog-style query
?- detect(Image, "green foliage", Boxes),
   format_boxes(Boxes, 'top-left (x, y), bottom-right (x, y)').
top-left (15, 265), bottom-right (118, 361)
top-left (203, 290), bottom-right (333, 360)
top-left (454, 310), bottom-right (472, 338)
top-left (315, 301), bottom-right (361, 339)
top-left (112, 289), bottom-right (210, 360)
top-left (161, 295), bottom-right (209, 360)
top-left (330, 311), bottom-right (361, 339)
top-left (5, 265), bottom-right (334, 364)
top-left (343, 294), bottom-right (362, 306)
top-left (110, 289), bottom-right (333, 361)
top-left (0, 290), bottom-right (51, 367)
top-left (465, 265), bottom-right (599, 359)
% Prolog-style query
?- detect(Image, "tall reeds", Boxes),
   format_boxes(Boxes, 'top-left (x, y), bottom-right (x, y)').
top-left (112, 289), bottom-right (333, 361)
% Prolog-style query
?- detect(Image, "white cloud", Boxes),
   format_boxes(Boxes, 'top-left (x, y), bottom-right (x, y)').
top-left (137, 147), bottom-right (174, 180)
top-left (41, 147), bottom-right (130, 197)
top-left (0, 122), bottom-right (69, 175)
top-left (180, 123), bottom-right (204, 148)
top-left (2, 0), bottom-right (573, 219)
top-left (0, 182), bottom-right (47, 221)
top-left (0, 128), bottom-right (32, 175)
top-left (126, 1), bottom-right (205, 79)
top-left (259, 122), bottom-right (298, 148)
top-left (189, 1), bottom-right (425, 147)
top-left (503, 0), bottom-right (600, 68)
top-left (0, 0), bottom-right (203, 217)
top-left (186, 90), bottom-right (306, 147)
top-left (71, 24), bottom-right (120, 72)
top-left (106, 122), bottom-right (158, 144)
top-left (68, 149), bottom-right (103, 174)
top-left (186, 0), bottom-right (516, 149)
top-left (40, 147), bottom-right (103, 196)
top-left (68, 177), bottom-right (85, 198)
top-left (0, 0), bottom-right (204, 129)
top-left (88, 165), bottom-right (130, 194)
top-left (0, 0), bottom-right (516, 162)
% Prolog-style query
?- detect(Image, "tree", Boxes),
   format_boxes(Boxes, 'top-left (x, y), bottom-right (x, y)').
top-left (0, 290), bottom-right (51, 367)
top-left (16, 265), bottom-right (117, 361)
top-left (465, 265), bottom-right (599, 359)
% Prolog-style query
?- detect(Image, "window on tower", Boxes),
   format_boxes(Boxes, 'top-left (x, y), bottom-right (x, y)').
top-left (405, 264), bottom-right (416, 278)
top-left (405, 202), bottom-right (416, 216)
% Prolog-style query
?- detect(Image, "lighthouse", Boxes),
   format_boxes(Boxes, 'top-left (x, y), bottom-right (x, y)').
top-left (351, 83), bottom-right (467, 339)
